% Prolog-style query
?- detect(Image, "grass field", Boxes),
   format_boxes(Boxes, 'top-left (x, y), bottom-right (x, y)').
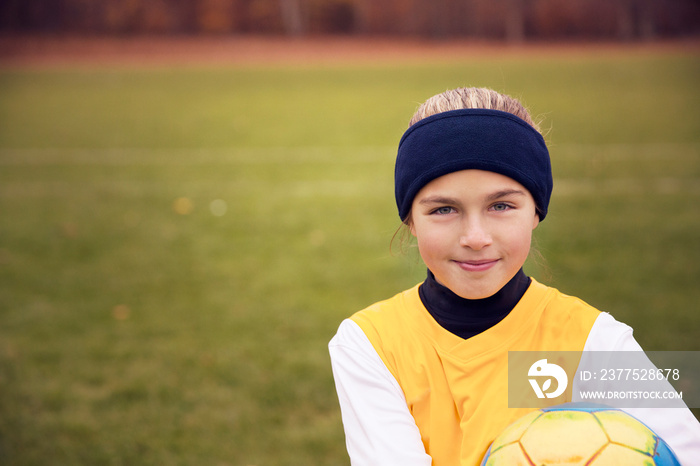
top-left (0, 41), bottom-right (699, 465)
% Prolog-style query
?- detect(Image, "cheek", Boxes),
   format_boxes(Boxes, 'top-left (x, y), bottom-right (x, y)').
top-left (414, 225), bottom-right (450, 257)
top-left (415, 231), bottom-right (437, 255)
top-left (505, 225), bottom-right (534, 257)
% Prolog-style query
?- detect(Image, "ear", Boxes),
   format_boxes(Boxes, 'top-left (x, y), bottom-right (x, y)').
top-left (532, 213), bottom-right (540, 230)
top-left (404, 212), bottom-right (417, 237)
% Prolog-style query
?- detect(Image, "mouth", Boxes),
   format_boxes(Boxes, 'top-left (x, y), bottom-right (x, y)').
top-left (453, 259), bottom-right (499, 272)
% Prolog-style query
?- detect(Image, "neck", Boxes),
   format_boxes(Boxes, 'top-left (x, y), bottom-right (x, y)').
top-left (418, 268), bottom-right (531, 339)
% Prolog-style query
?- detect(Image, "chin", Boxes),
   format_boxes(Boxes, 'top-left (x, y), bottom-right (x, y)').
top-left (452, 286), bottom-right (499, 301)
top-left (435, 270), bottom-right (509, 300)
top-left (446, 275), bottom-right (509, 300)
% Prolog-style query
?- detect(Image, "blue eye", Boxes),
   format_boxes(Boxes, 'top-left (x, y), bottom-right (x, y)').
top-left (491, 203), bottom-right (511, 212)
top-left (433, 206), bottom-right (455, 215)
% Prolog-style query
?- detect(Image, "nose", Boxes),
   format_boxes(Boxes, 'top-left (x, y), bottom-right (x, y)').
top-left (459, 217), bottom-right (492, 250)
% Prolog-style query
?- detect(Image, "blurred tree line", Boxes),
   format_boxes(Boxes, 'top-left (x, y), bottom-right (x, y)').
top-left (1, 0), bottom-right (698, 40)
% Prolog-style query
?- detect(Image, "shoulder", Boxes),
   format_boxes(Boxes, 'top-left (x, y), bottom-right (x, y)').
top-left (525, 280), bottom-right (602, 335)
top-left (329, 284), bottom-right (424, 366)
top-left (534, 281), bottom-right (601, 315)
top-left (533, 280), bottom-right (637, 351)
top-left (329, 318), bottom-right (374, 353)
top-left (349, 284), bottom-right (424, 337)
top-left (534, 281), bottom-right (636, 350)
top-left (329, 318), bottom-right (401, 383)
top-left (585, 311), bottom-right (639, 351)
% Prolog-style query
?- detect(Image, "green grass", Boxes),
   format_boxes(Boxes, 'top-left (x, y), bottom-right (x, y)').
top-left (1, 47), bottom-right (699, 465)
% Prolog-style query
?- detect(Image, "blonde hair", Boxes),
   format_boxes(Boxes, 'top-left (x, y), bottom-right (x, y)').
top-left (409, 87), bottom-right (541, 134)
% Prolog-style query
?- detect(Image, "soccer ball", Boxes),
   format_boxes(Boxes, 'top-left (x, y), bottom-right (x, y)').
top-left (481, 403), bottom-right (680, 465)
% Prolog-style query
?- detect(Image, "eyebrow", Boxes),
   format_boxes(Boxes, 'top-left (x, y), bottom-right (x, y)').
top-left (418, 189), bottom-right (526, 206)
top-left (485, 189), bottom-right (527, 201)
top-left (418, 196), bottom-right (459, 206)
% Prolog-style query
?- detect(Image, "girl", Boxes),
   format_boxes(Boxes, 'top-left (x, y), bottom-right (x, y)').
top-left (329, 87), bottom-right (700, 465)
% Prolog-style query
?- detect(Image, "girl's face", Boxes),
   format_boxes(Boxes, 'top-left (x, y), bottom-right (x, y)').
top-left (410, 169), bottom-right (539, 300)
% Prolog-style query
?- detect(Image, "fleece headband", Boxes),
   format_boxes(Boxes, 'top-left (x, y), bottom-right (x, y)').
top-left (395, 108), bottom-right (552, 221)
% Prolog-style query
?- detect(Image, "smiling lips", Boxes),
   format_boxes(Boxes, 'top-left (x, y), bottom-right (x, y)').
top-left (454, 259), bottom-right (500, 272)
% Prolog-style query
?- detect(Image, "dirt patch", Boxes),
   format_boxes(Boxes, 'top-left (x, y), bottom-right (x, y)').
top-left (1, 35), bottom-right (698, 68)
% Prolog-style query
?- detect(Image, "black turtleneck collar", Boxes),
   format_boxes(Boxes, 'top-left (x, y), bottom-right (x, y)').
top-left (418, 268), bottom-right (531, 340)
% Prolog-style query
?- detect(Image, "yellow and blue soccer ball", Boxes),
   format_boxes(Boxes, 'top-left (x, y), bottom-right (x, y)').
top-left (481, 403), bottom-right (680, 465)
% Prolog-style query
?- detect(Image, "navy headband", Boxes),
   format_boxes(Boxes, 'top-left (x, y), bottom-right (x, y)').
top-left (395, 108), bottom-right (552, 221)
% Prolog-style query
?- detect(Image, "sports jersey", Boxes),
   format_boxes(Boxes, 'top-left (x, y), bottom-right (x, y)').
top-left (329, 279), bottom-right (700, 466)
